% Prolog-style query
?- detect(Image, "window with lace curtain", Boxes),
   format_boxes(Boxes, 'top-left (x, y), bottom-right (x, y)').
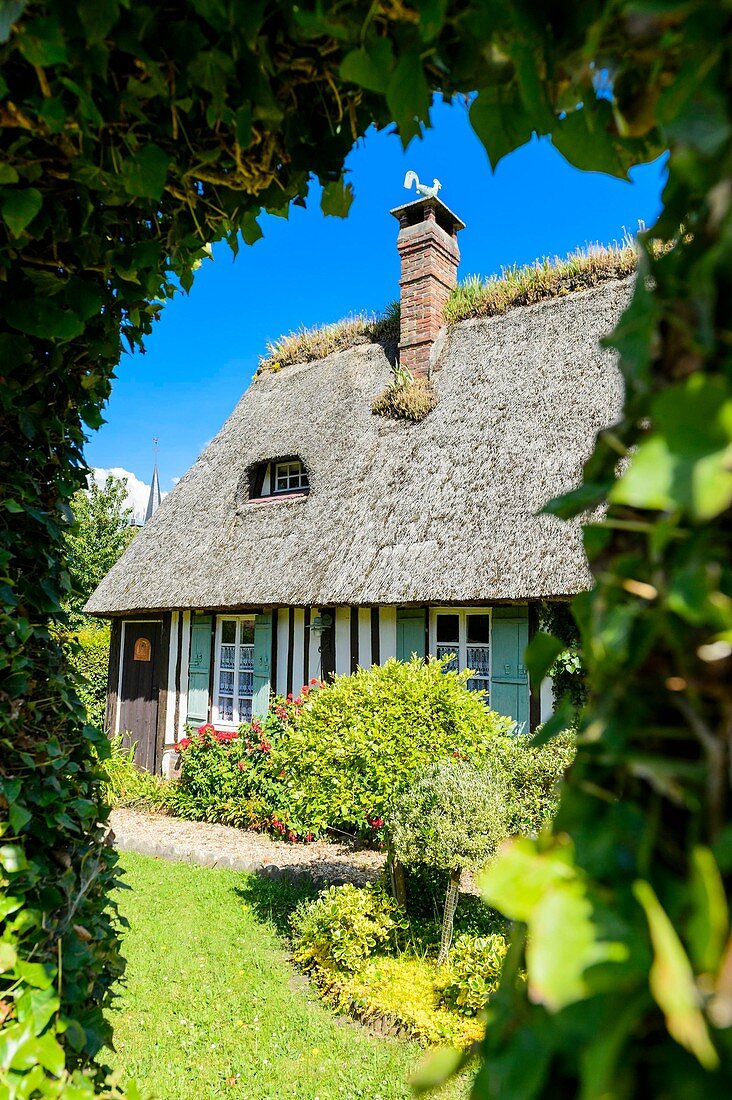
top-left (430, 609), bottom-right (491, 695)
top-left (213, 616), bottom-right (255, 726)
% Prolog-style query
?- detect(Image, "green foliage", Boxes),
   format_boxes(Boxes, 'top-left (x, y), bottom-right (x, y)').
top-left (60, 625), bottom-right (111, 732)
top-left (539, 601), bottom-right (587, 710)
top-left (171, 714), bottom-right (294, 833)
top-left (388, 761), bottom-right (509, 875)
top-left (440, 934), bottom-right (509, 1018)
top-left (100, 736), bottom-right (172, 810)
top-left (501, 731), bottom-right (576, 838)
top-left (1, 0), bottom-right (730, 1093)
top-left (291, 883), bottom-right (406, 974)
top-left (273, 658), bottom-right (514, 835)
top-left (64, 476), bottom-right (135, 627)
top-left (317, 954), bottom-right (485, 1049)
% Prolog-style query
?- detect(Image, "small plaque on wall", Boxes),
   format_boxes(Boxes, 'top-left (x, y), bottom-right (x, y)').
top-left (133, 637), bottom-right (151, 662)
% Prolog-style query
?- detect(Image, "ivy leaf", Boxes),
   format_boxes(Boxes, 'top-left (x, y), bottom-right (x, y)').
top-left (0, 942), bottom-right (17, 973)
top-left (552, 105), bottom-right (628, 179)
top-left (470, 87), bottom-right (533, 169)
top-left (633, 880), bottom-right (719, 1069)
top-left (386, 51), bottom-right (430, 147)
top-left (415, 0), bottom-right (447, 40)
top-left (410, 1046), bottom-right (466, 1094)
top-left (610, 376), bottom-right (732, 520)
top-left (239, 210), bottom-right (262, 246)
top-left (321, 177), bottom-right (354, 218)
top-left (481, 838), bottom-right (628, 1011)
top-left (16, 15), bottom-right (67, 65)
top-left (340, 38), bottom-right (394, 94)
top-left (0, 843), bottom-right (28, 872)
top-left (6, 299), bottom-right (85, 340)
top-left (120, 144), bottom-right (171, 200)
top-left (688, 847), bottom-right (728, 975)
top-left (524, 631), bottom-right (564, 689)
top-left (0, 187), bottom-right (42, 237)
top-left (78, 0), bottom-right (118, 43)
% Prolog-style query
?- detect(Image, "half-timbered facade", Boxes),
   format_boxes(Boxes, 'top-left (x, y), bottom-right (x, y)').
top-left (87, 196), bottom-right (629, 773)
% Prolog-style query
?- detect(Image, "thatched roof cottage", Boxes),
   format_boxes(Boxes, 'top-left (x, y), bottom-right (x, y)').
top-left (87, 194), bottom-right (629, 773)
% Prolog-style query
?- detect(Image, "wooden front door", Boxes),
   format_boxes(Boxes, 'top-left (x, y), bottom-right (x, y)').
top-left (119, 620), bottom-right (162, 772)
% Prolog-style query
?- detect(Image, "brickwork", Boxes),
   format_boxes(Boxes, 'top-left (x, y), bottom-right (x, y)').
top-left (392, 200), bottom-right (462, 378)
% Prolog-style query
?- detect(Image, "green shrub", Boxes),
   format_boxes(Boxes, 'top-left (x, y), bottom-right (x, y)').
top-left (440, 933), bottom-right (509, 1017)
top-left (388, 760), bottom-right (508, 874)
top-left (273, 657), bottom-right (514, 835)
top-left (499, 731), bottom-right (576, 837)
top-left (101, 735), bottom-right (172, 809)
top-left (59, 625), bottom-right (110, 731)
top-left (170, 713), bottom-right (299, 834)
top-left (388, 760), bottom-right (509, 962)
top-left (290, 883), bottom-right (406, 973)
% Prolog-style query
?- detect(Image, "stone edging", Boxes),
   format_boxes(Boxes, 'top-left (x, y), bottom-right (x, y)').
top-left (112, 829), bottom-right (359, 887)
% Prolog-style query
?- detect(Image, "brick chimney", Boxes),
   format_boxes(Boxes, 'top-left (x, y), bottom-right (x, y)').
top-left (390, 196), bottom-right (465, 379)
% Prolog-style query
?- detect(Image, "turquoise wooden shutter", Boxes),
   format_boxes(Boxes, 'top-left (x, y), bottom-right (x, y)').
top-left (396, 608), bottom-right (426, 661)
top-left (252, 612), bottom-right (272, 718)
top-left (490, 607), bottom-right (529, 731)
top-left (186, 613), bottom-right (212, 727)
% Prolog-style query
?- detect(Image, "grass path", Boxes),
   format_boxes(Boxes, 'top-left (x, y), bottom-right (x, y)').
top-left (108, 853), bottom-right (467, 1100)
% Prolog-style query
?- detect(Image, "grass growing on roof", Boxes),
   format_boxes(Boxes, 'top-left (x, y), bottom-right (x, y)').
top-left (258, 301), bottom-right (399, 372)
top-left (444, 240), bottom-right (637, 324)
top-left (108, 853), bottom-right (465, 1100)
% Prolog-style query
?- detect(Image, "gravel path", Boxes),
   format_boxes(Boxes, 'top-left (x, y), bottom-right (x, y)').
top-left (110, 808), bottom-right (386, 887)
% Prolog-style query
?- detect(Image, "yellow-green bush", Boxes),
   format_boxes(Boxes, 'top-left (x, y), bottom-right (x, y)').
top-left (291, 883), bottom-right (406, 973)
top-left (273, 657), bottom-right (514, 834)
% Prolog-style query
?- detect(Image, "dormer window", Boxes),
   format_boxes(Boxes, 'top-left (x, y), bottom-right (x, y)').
top-left (246, 455), bottom-right (310, 502)
top-left (274, 459), bottom-right (309, 493)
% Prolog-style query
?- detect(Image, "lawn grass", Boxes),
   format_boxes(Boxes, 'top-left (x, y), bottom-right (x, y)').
top-left (108, 853), bottom-right (468, 1100)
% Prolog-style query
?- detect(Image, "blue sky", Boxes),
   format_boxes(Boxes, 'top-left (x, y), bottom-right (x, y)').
top-left (87, 95), bottom-right (667, 502)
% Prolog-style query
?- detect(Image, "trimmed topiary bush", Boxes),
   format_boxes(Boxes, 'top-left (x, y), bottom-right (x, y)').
top-left (388, 759), bottom-right (509, 963)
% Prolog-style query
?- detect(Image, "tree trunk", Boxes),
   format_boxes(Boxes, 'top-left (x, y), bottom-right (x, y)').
top-left (387, 849), bottom-right (407, 907)
top-left (437, 867), bottom-right (462, 966)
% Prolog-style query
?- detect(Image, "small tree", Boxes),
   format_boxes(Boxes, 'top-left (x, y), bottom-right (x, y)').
top-left (387, 760), bottom-right (508, 964)
top-left (64, 474), bottom-right (136, 626)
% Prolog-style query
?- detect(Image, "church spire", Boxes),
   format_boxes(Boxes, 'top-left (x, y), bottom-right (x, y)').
top-left (144, 438), bottom-right (161, 523)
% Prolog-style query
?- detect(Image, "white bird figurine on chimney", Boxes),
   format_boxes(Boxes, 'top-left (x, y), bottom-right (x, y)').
top-left (404, 170), bottom-right (442, 199)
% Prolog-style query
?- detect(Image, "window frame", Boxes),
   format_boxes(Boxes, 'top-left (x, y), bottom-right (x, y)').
top-left (428, 607), bottom-right (492, 695)
top-left (272, 458), bottom-right (309, 494)
top-left (212, 614), bottom-right (257, 729)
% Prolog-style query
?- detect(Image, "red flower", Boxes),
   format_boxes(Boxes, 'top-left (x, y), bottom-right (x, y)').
top-left (237, 760), bottom-right (246, 771)
top-left (175, 738), bottom-right (191, 752)
top-left (367, 817), bottom-right (384, 830)
top-left (259, 740), bottom-right (272, 754)
top-left (309, 678), bottom-right (319, 686)
top-left (287, 831), bottom-right (297, 843)
top-left (294, 696), bottom-right (303, 706)
top-left (198, 723), bottom-right (215, 736)
top-left (251, 719), bottom-right (262, 733)
top-left (286, 693), bottom-right (293, 702)
top-left (305, 833), bottom-right (315, 843)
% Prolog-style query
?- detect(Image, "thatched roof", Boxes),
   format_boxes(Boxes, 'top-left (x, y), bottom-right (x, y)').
top-left (87, 278), bottom-right (630, 614)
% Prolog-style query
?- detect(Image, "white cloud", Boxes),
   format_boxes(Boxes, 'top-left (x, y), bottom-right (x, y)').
top-left (92, 467), bottom-right (167, 525)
